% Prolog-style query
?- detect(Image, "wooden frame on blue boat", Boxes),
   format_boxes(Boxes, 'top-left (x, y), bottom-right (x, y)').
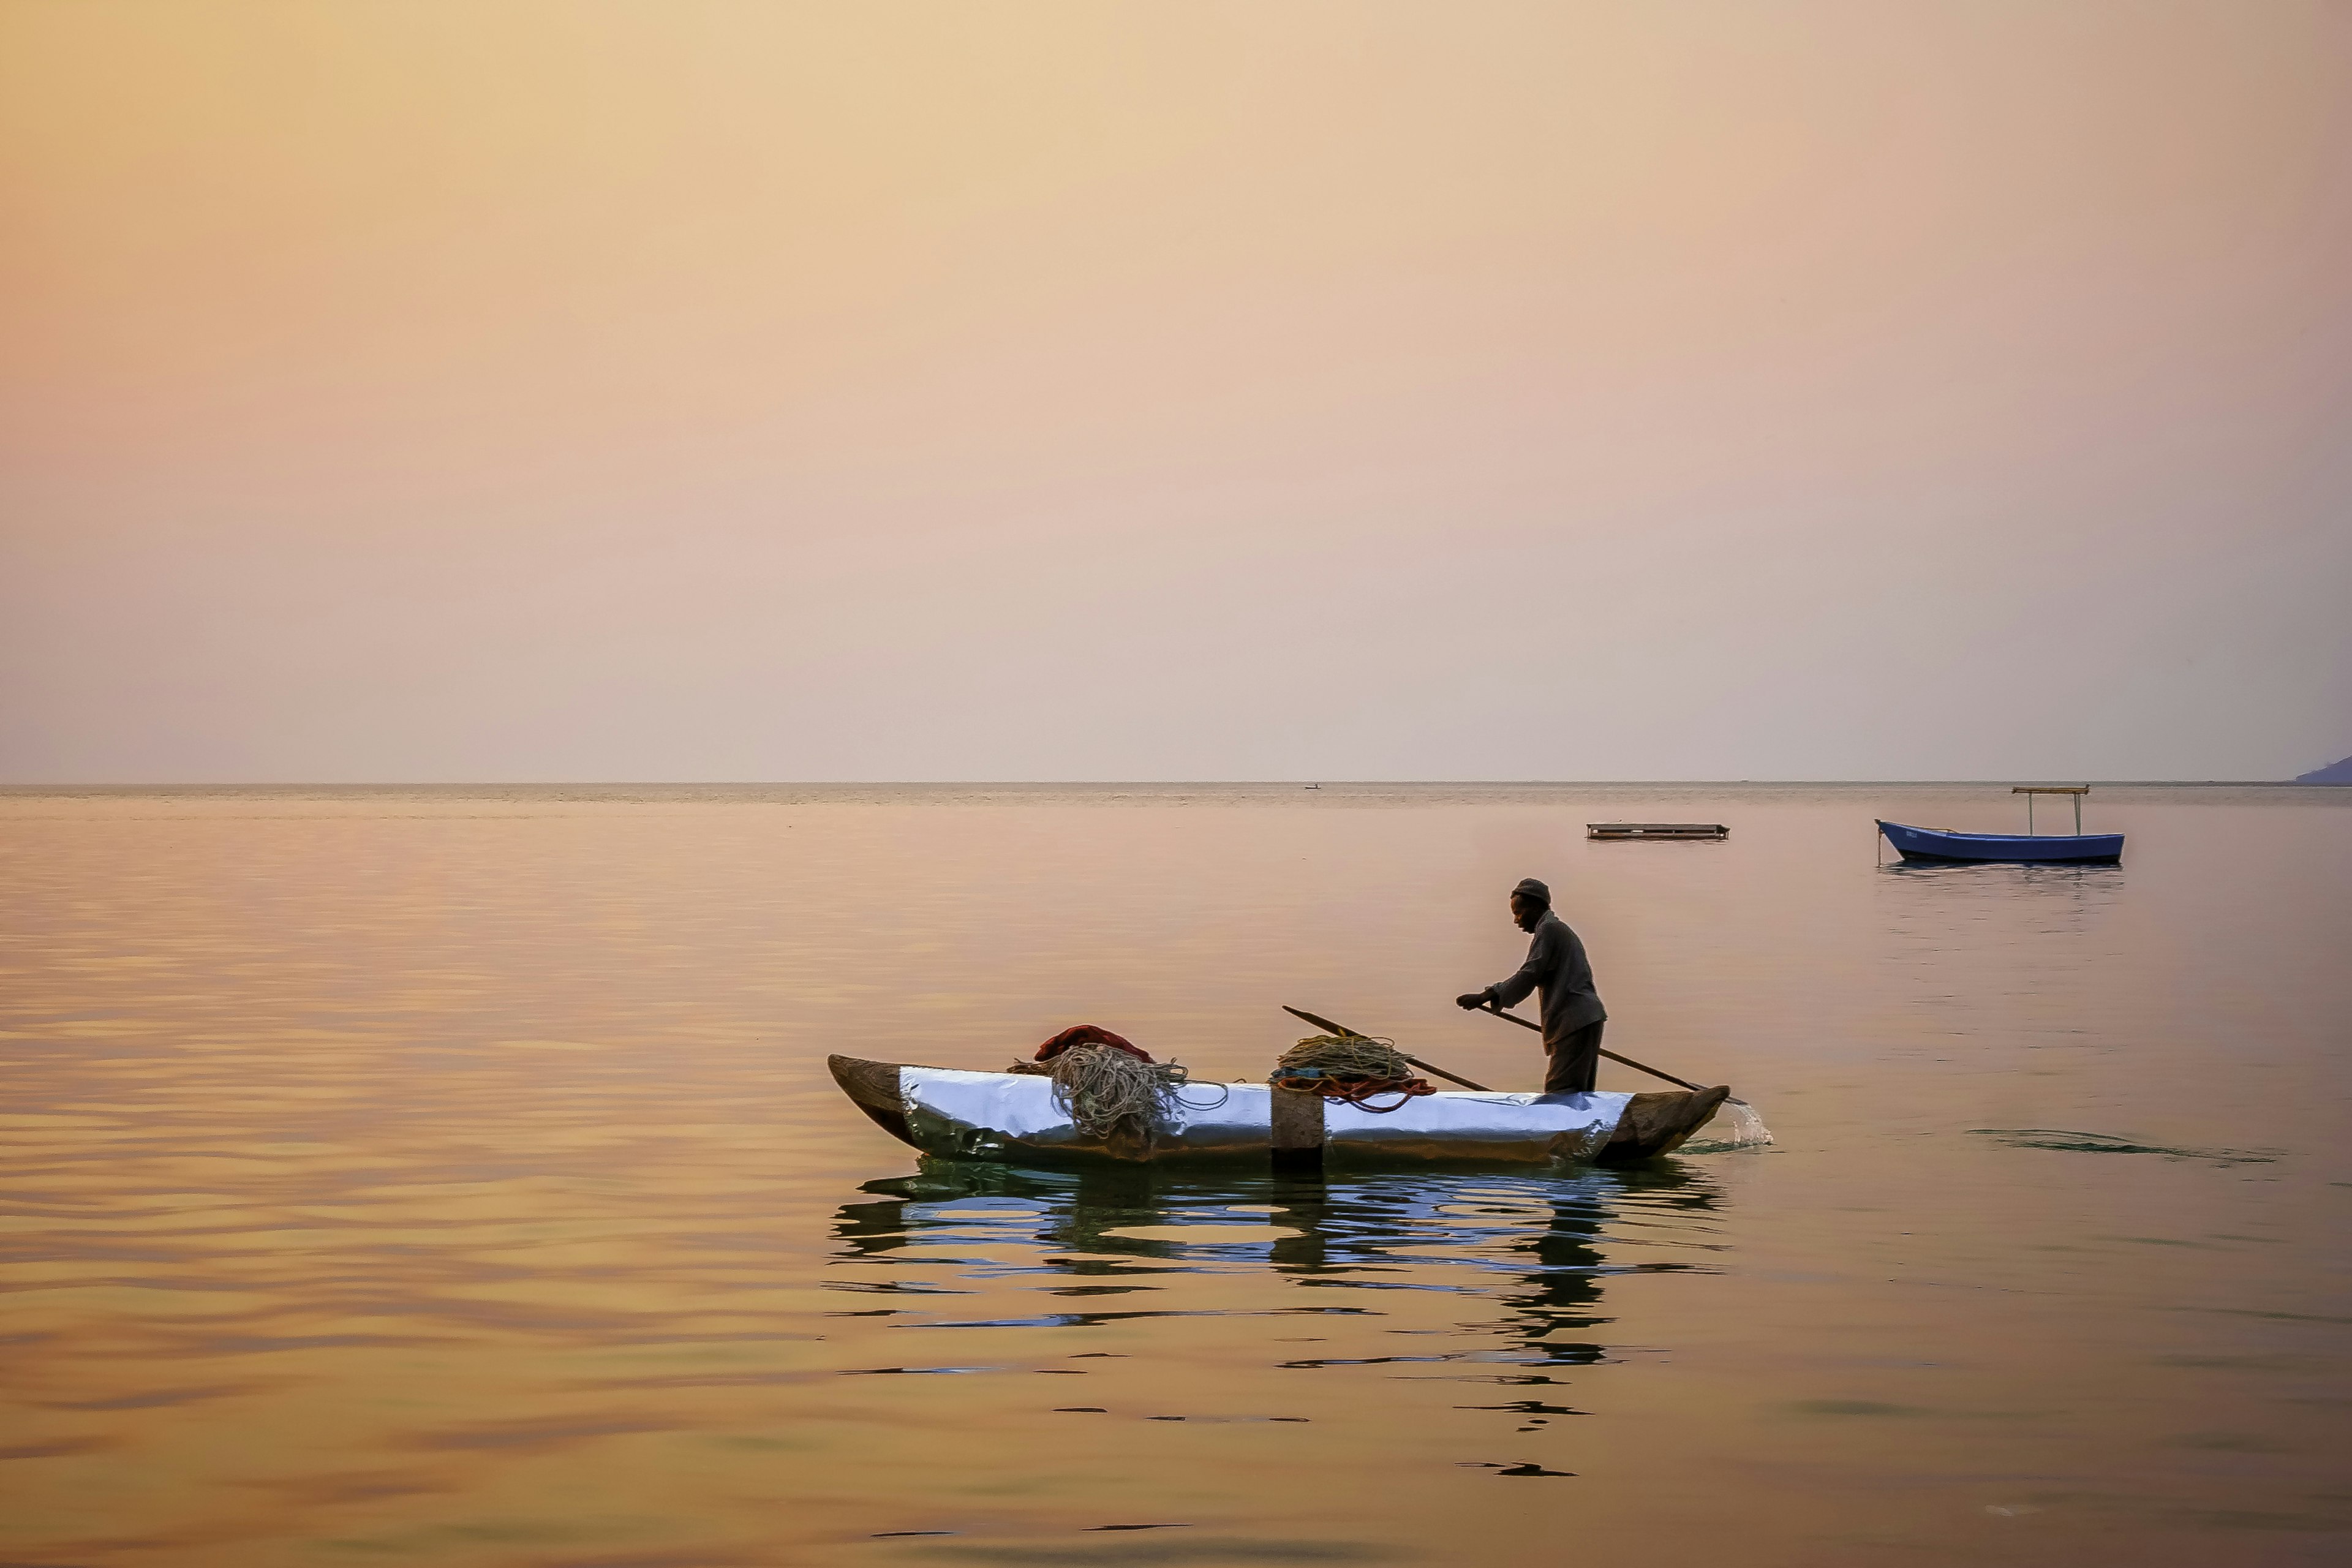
top-left (2014, 784), bottom-right (2089, 836)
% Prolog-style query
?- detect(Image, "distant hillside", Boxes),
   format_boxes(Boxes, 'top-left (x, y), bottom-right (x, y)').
top-left (2296, 755), bottom-right (2352, 784)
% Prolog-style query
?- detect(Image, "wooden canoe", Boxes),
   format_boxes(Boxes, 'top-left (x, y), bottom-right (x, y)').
top-left (829, 1055), bottom-right (1730, 1167)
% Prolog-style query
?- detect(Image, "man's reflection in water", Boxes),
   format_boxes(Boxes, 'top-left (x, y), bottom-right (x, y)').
top-left (1264, 1164), bottom-right (1720, 1366)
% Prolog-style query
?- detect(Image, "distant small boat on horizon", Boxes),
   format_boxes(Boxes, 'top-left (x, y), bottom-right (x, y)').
top-left (1588, 822), bottom-right (1727, 840)
top-left (1879, 785), bottom-right (2123, 864)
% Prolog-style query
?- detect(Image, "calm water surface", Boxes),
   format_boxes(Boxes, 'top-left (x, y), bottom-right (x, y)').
top-left (2, 784), bottom-right (2347, 1566)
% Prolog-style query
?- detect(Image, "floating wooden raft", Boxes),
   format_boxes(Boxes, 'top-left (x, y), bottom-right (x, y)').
top-left (1587, 822), bottom-right (1728, 840)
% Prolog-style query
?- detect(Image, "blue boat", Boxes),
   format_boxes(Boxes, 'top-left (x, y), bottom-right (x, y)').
top-left (1879, 786), bottom-right (2123, 864)
top-left (1877, 820), bottom-right (2123, 863)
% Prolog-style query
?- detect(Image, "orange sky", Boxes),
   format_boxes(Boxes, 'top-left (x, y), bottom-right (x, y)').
top-left (3, 1), bottom-right (2347, 780)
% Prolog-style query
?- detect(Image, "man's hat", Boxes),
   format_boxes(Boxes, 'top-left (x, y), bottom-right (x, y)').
top-left (1511, 877), bottom-right (1551, 908)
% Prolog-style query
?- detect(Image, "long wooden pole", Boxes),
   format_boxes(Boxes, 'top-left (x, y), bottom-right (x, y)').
top-left (1284, 1003), bottom-right (1736, 1103)
top-left (1474, 1003), bottom-right (1722, 1095)
top-left (1280, 1006), bottom-right (1491, 1091)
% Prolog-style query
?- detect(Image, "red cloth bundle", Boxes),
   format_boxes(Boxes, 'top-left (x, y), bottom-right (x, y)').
top-left (1034, 1025), bottom-right (1153, 1064)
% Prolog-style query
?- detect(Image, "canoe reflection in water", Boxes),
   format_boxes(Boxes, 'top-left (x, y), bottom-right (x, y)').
top-left (828, 1158), bottom-right (1725, 1433)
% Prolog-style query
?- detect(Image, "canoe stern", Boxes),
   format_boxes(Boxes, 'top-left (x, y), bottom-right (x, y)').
top-left (1597, 1085), bottom-right (1732, 1164)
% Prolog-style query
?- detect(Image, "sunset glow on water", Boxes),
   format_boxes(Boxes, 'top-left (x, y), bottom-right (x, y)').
top-left (3, 785), bottom-right (2345, 1565)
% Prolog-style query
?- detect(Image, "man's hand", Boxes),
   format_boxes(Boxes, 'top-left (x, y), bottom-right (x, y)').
top-left (1455, 991), bottom-right (1493, 1011)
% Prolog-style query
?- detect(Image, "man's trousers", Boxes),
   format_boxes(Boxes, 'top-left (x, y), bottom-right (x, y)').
top-left (1544, 1020), bottom-right (1605, 1095)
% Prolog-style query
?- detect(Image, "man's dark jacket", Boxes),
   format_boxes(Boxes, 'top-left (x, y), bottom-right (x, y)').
top-left (1488, 910), bottom-right (1607, 1051)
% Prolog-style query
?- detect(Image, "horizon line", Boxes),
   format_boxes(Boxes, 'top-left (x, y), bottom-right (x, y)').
top-left (1, 778), bottom-right (2337, 791)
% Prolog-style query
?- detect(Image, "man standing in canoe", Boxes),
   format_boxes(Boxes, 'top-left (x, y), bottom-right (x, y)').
top-left (1455, 877), bottom-right (1608, 1094)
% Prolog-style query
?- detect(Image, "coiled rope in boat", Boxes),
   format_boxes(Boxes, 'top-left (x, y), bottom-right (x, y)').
top-left (1048, 1044), bottom-right (1190, 1139)
top-left (1270, 1035), bottom-right (1434, 1113)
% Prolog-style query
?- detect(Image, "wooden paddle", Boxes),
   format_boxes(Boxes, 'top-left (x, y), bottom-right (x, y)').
top-left (1280, 1005), bottom-right (1493, 1091)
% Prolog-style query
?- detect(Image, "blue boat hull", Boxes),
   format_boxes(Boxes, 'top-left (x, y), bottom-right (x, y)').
top-left (1878, 820), bottom-right (2122, 864)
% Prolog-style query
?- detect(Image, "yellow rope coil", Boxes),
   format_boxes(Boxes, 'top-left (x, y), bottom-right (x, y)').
top-left (1270, 1035), bottom-right (1434, 1110)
